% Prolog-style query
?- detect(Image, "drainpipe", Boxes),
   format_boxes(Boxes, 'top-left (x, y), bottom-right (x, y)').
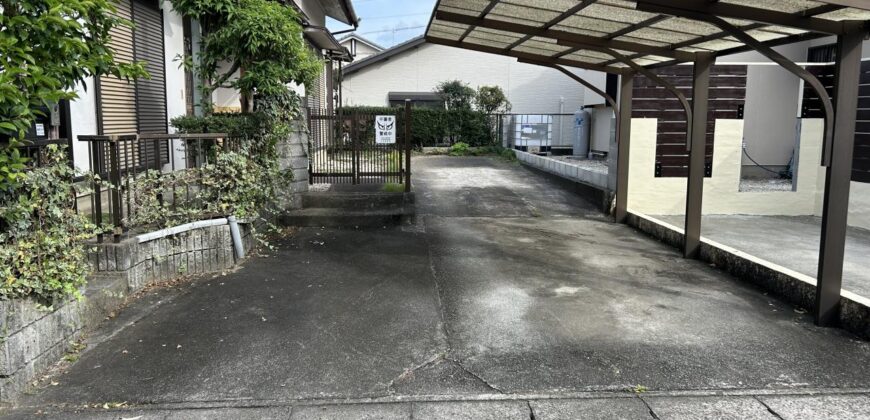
top-left (227, 215), bottom-right (245, 260)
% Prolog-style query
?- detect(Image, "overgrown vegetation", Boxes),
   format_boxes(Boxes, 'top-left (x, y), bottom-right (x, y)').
top-left (0, 146), bottom-right (97, 303)
top-left (0, 0), bottom-right (147, 303)
top-left (170, 0), bottom-right (320, 114)
top-left (125, 0), bottom-right (315, 229)
top-left (0, 0), bottom-right (146, 189)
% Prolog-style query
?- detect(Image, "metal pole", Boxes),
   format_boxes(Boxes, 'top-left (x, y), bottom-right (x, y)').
top-left (684, 52), bottom-right (714, 258)
top-left (815, 23), bottom-right (866, 327)
top-left (614, 72), bottom-right (634, 223)
top-left (404, 99), bottom-right (412, 192)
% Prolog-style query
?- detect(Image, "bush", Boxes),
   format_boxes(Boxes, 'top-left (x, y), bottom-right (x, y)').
top-left (338, 106), bottom-right (496, 148)
top-left (449, 142), bottom-right (470, 156)
top-left (0, 146), bottom-right (96, 304)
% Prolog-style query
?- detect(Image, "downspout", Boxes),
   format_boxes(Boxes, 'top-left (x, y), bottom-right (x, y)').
top-left (227, 215), bottom-right (245, 260)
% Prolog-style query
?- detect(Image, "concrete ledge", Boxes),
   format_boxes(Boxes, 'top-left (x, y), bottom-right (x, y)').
top-left (517, 155), bottom-right (613, 214)
top-left (626, 212), bottom-right (870, 339)
top-left (514, 150), bottom-right (609, 190)
top-left (0, 219), bottom-right (261, 403)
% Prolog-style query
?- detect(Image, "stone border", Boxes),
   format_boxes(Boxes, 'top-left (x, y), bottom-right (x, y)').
top-left (626, 212), bottom-right (870, 339)
top-left (0, 220), bottom-right (259, 403)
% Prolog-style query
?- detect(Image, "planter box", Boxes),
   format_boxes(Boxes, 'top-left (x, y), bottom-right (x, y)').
top-left (0, 219), bottom-right (258, 403)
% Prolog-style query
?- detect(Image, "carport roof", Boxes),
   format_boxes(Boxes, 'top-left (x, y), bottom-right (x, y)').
top-left (424, 0), bottom-right (870, 73)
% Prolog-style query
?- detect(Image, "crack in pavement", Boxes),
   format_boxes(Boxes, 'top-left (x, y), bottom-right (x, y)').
top-left (754, 396), bottom-right (786, 420)
top-left (379, 217), bottom-right (506, 396)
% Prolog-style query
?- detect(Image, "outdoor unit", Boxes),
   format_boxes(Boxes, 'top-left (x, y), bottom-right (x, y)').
top-left (573, 109), bottom-right (591, 158)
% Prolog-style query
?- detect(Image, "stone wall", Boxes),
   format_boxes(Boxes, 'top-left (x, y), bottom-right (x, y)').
top-left (0, 220), bottom-right (257, 403)
top-left (276, 122), bottom-right (310, 211)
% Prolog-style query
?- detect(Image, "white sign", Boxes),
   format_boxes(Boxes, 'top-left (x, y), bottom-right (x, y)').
top-left (35, 123), bottom-right (45, 137)
top-left (375, 115), bottom-right (396, 144)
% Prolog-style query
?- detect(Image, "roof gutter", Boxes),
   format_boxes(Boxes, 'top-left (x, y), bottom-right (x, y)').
top-left (339, 0), bottom-right (359, 28)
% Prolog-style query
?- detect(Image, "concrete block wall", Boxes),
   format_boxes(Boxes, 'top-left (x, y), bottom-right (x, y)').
top-left (0, 221), bottom-right (257, 403)
top-left (276, 124), bottom-right (310, 211)
top-left (515, 150), bottom-right (609, 190)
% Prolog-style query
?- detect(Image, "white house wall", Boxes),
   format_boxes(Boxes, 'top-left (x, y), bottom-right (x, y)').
top-left (162, 0), bottom-right (189, 169)
top-left (342, 43), bottom-right (606, 117)
top-left (68, 79), bottom-right (99, 171)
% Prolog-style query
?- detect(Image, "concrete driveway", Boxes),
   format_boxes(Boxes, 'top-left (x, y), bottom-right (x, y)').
top-left (5, 156), bottom-right (870, 419)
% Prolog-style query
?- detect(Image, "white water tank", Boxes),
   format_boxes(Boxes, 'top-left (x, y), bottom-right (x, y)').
top-left (573, 109), bottom-right (591, 158)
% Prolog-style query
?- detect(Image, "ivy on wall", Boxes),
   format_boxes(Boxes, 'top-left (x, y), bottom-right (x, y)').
top-left (0, 146), bottom-right (97, 304)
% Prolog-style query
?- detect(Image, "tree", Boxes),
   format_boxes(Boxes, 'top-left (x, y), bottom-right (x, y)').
top-left (475, 85), bottom-right (512, 114)
top-left (0, 0), bottom-right (147, 190)
top-left (435, 80), bottom-right (476, 110)
top-left (171, 0), bottom-right (322, 114)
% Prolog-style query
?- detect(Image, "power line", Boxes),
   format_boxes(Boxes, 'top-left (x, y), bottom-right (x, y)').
top-left (360, 12), bottom-right (429, 21)
top-left (359, 25), bottom-right (425, 35)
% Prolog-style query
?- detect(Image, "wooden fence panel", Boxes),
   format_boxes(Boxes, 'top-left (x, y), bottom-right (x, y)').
top-left (633, 65), bottom-right (747, 178)
top-left (802, 61), bottom-right (870, 183)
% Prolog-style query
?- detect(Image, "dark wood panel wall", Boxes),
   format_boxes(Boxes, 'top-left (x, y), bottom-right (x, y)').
top-left (632, 65), bottom-right (748, 178)
top-left (802, 61), bottom-right (870, 183)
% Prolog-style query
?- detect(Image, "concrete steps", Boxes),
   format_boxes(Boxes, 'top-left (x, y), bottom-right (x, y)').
top-left (280, 191), bottom-right (414, 228)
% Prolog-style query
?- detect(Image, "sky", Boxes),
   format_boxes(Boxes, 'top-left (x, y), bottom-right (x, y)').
top-left (326, 0), bottom-right (438, 49)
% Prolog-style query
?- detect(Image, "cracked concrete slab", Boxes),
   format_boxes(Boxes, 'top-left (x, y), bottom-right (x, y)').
top-left (757, 394), bottom-right (870, 419)
top-left (290, 403), bottom-right (410, 420)
top-left (643, 396), bottom-right (777, 419)
top-left (411, 400), bottom-right (530, 420)
top-left (388, 357), bottom-right (495, 395)
top-left (530, 397), bottom-right (654, 420)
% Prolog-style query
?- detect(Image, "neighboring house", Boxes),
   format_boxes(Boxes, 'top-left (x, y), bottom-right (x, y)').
top-left (341, 36), bottom-right (612, 151)
top-left (338, 34), bottom-right (383, 60)
top-left (28, 0), bottom-right (356, 171)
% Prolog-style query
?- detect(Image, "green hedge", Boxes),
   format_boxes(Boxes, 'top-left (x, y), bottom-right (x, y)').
top-left (336, 106), bottom-right (495, 147)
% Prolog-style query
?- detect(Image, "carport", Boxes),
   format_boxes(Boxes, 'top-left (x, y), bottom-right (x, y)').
top-left (423, 0), bottom-right (870, 327)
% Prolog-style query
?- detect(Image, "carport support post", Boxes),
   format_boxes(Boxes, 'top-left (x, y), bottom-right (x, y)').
top-left (404, 99), bottom-right (412, 192)
top-left (614, 71), bottom-right (634, 223)
top-left (684, 52), bottom-right (713, 259)
top-left (815, 24), bottom-right (866, 327)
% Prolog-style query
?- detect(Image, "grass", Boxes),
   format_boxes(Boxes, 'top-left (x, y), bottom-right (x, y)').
top-left (382, 183), bottom-right (405, 193)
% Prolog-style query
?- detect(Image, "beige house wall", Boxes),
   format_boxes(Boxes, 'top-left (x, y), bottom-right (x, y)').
top-left (626, 118), bottom-right (827, 218)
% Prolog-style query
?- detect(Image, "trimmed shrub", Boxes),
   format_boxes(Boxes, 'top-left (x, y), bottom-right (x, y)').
top-left (338, 106), bottom-right (496, 148)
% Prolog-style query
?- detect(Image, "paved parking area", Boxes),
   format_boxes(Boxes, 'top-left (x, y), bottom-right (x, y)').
top-left (5, 156), bottom-right (869, 418)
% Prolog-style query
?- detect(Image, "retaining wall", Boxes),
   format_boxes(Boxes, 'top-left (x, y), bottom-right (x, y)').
top-left (0, 220), bottom-right (259, 403)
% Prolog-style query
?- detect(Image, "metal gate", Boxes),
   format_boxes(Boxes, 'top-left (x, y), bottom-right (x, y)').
top-left (308, 106), bottom-right (411, 189)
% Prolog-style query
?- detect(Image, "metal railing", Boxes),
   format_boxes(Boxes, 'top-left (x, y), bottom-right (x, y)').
top-left (78, 133), bottom-right (238, 243)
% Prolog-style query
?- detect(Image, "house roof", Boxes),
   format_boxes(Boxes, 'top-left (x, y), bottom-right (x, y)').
top-left (343, 36), bottom-right (427, 75)
top-left (319, 0), bottom-right (359, 26)
top-left (338, 34), bottom-right (385, 52)
top-left (424, 0), bottom-right (870, 74)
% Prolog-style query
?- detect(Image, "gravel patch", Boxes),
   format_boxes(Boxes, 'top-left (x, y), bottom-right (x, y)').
top-left (739, 178), bottom-right (793, 192)
top-left (552, 156), bottom-right (609, 174)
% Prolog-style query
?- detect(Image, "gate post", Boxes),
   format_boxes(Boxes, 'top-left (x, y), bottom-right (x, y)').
top-left (404, 99), bottom-right (412, 192)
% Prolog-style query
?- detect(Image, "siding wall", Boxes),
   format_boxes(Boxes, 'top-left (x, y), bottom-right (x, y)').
top-left (68, 0), bottom-right (188, 171)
